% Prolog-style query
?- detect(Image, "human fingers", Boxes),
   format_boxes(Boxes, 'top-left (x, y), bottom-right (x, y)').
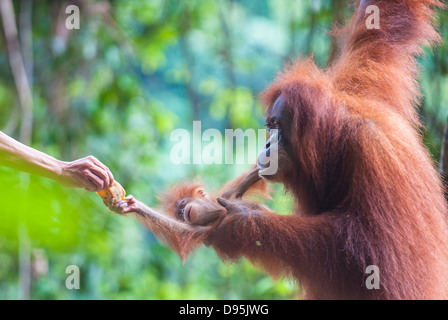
top-left (82, 178), bottom-right (100, 192)
top-left (83, 170), bottom-right (106, 191)
top-left (88, 165), bottom-right (111, 189)
top-left (88, 156), bottom-right (114, 187)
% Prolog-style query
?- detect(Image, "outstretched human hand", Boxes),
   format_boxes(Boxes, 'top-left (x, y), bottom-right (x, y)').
top-left (58, 156), bottom-right (115, 192)
top-left (0, 132), bottom-right (114, 192)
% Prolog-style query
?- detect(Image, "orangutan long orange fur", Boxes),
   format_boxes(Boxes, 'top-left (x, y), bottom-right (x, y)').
top-left (133, 170), bottom-right (269, 262)
top-left (205, 0), bottom-right (448, 299)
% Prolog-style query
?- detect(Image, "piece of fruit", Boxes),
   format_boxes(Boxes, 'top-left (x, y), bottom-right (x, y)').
top-left (97, 181), bottom-right (126, 205)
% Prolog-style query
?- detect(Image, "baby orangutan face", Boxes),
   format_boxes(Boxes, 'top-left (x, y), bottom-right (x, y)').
top-left (174, 187), bottom-right (226, 226)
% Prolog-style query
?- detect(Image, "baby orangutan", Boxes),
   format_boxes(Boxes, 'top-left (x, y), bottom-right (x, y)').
top-left (107, 167), bottom-right (270, 261)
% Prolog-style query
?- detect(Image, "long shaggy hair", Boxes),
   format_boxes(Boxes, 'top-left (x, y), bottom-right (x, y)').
top-left (209, 0), bottom-right (448, 299)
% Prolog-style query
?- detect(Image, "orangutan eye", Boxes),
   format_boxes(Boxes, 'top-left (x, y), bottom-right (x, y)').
top-left (266, 117), bottom-right (280, 130)
top-left (271, 118), bottom-right (279, 129)
top-left (177, 199), bottom-right (186, 219)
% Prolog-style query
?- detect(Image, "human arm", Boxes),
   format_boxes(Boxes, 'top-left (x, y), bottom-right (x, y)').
top-left (0, 131), bottom-right (114, 191)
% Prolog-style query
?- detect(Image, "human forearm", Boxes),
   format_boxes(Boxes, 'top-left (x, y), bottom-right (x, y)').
top-left (0, 131), bottom-right (114, 191)
top-left (0, 131), bottom-right (63, 181)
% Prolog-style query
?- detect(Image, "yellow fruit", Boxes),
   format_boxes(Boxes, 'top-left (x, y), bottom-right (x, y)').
top-left (97, 181), bottom-right (126, 205)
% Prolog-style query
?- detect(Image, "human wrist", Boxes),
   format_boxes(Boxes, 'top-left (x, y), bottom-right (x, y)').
top-left (32, 155), bottom-right (66, 184)
top-left (49, 158), bottom-right (67, 183)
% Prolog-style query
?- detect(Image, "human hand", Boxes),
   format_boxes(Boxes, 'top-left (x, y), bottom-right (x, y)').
top-left (58, 156), bottom-right (114, 191)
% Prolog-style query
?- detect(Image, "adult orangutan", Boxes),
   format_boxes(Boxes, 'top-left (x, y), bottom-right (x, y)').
top-left (108, 0), bottom-right (448, 299)
top-left (224, 0), bottom-right (448, 299)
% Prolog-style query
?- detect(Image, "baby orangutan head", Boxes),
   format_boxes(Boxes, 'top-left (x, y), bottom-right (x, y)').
top-left (158, 182), bottom-right (226, 226)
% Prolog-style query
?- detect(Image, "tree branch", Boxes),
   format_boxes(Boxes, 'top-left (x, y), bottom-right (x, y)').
top-left (0, 0), bottom-right (34, 144)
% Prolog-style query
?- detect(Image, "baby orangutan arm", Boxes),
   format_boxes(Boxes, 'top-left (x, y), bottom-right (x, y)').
top-left (104, 168), bottom-right (267, 261)
top-left (220, 166), bottom-right (263, 200)
top-left (108, 196), bottom-right (213, 262)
